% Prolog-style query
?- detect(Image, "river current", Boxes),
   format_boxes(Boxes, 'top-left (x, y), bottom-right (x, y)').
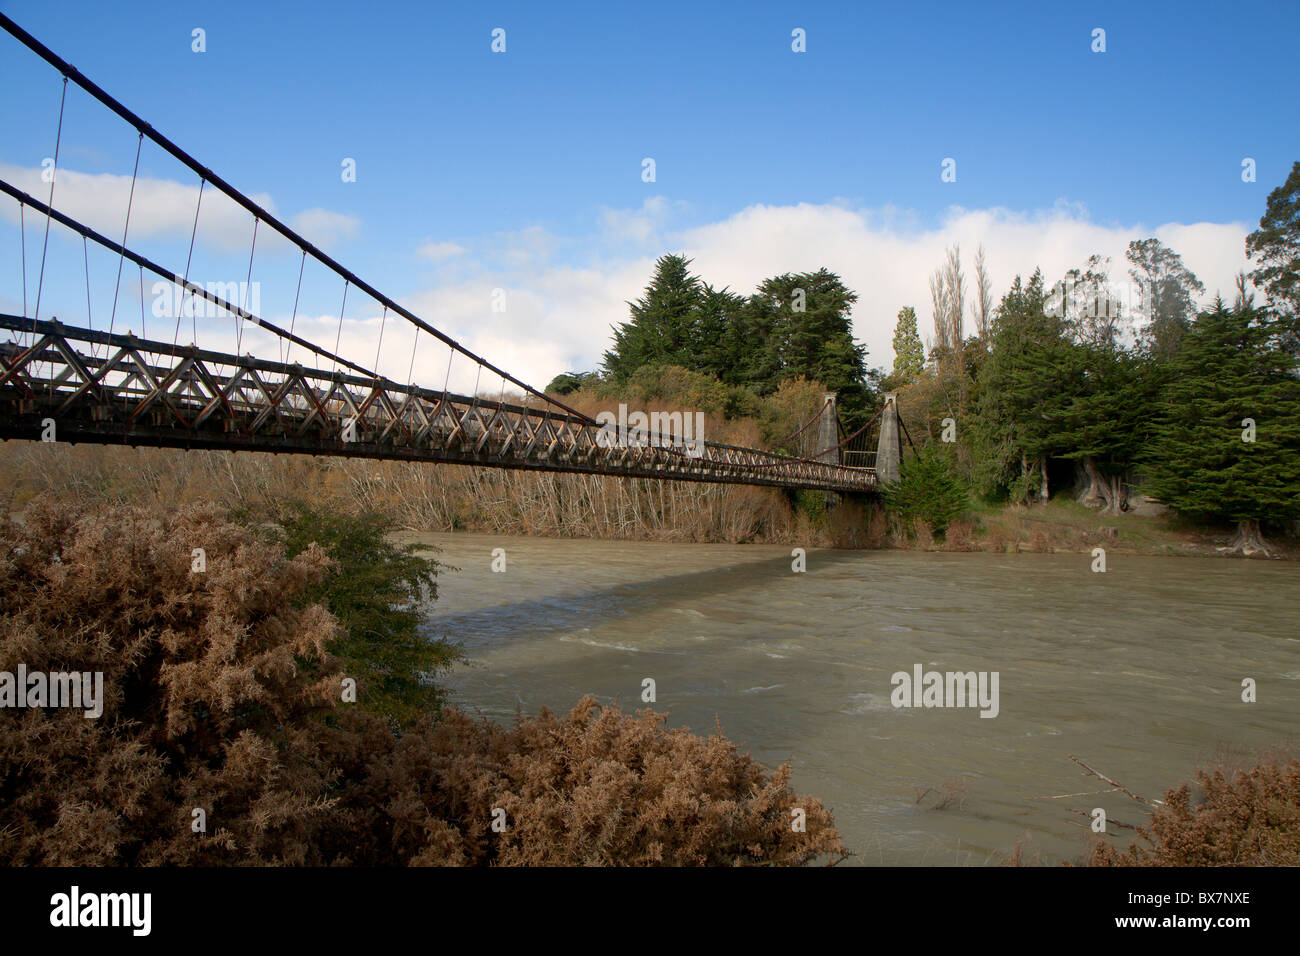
top-left (411, 532), bottom-right (1299, 865)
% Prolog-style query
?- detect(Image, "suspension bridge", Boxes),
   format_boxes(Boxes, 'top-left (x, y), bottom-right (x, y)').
top-left (0, 15), bottom-right (903, 494)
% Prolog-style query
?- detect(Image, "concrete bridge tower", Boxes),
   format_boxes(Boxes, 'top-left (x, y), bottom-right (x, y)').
top-left (817, 393), bottom-right (839, 464)
top-left (875, 391), bottom-right (903, 487)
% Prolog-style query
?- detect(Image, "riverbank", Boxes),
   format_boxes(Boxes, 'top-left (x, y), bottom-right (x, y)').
top-left (912, 498), bottom-right (1300, 560)
top-left (1, 441), bottom-right (1295, 557)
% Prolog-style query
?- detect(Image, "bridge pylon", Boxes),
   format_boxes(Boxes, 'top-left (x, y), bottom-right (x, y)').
top-left (875, 391), bottom-right (903, 487)
top-left (817, 393), bottom-right (840, 465)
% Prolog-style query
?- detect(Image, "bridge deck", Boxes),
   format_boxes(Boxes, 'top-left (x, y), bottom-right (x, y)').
top-left (0, 316), bottom-right (878, 494)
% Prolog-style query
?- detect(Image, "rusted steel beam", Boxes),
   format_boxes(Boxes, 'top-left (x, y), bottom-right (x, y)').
top-left (0, 319), bottom-right (879, 493)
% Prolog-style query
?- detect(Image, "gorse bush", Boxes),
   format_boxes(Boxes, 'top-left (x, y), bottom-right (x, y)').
top-left (1085, 754), bottom-right (1300, 866)
top-left (0, 499), bottom-right (844, 866)
top-left (882, 452), bottom-right (970, 537)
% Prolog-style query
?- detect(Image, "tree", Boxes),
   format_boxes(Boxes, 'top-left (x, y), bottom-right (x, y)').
top-left (972, 270), bottom-right (1076, 502)
top-left (881, 450), bottom-right (970, 537)
top-left (602, 254), bottom-right (704, 381)
top-left (1126, 238), bottom-right (1205, 361)
top-left (1246, 160), bottom-right (1300, 318)
top-left (545, 371), bottom-right (601, 395)
top-left (891, 306), bottom-right (925, 381)
top-left (692, 284), bottom-right (750, 385)
top-left (1141, 300), bottom-right (1300, 555)
top-left (1046, 256), bottom-right (1148, 513)
top-left (751, 269), bottom-right (870, 418)
top-left (275, 503), bottom-right (458, 730)
top-left (1053, 346), bottom-right (1154, 515)
top-left (1050, 254), bottom-right (1127, 351)
top-left (928, 244), bottom-right (969, 410)
top-left (972, 244), bottom-right (993, 340)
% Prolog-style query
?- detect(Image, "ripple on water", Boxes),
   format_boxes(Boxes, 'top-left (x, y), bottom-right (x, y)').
top-left (843, 693), bottom-right (895, 715)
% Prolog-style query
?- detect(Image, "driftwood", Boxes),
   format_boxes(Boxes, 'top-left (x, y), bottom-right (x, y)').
top-left (1068, 754), bottom-right (1163, 807)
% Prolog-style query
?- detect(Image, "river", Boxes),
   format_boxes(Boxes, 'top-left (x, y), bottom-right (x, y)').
top-left (410, 532), bottom-right (1299, 865)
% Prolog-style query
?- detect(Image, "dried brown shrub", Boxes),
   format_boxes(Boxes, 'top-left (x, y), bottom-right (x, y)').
top-left (0, 499), bottom-right (843, 866)
top-left (940, 520), bottom-right (976, 552)
top-left (398, 699), bottom-right (845, 866)
top-left (1086, 755), bottom-right (1300, 866)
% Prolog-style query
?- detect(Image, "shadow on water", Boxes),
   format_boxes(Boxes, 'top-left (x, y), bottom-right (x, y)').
top-left (424, 546), bottom-right (871, 638)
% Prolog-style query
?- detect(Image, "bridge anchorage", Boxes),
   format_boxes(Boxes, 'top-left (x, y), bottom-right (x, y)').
top-left (0, 14), bottom-right (901, 496)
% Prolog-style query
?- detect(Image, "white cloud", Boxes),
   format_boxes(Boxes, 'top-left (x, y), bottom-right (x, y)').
top-left (673, 202), bottom-right (1253, 364)
top-left (599, 195), bottom-right (689, 248)
top-left (362, 200), bottom-right (1255, 391)
top-left (0, 162), bottom-right (277, 252)
top-left (36, 182), bottom-right (1247, 397)
top-left (416, 240), bottom-right (466, 262)
top-left (289, 207), bottom-right (360, 251)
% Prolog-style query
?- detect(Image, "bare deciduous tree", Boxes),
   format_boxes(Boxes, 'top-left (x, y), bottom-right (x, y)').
top-left (929, 268), bottom-right (951, 354)
top-left (973, 244), bottom-right (992, 339)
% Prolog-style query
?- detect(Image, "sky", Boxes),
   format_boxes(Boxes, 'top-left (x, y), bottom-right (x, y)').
top-left (1, 0), bottom-right (1298, 394)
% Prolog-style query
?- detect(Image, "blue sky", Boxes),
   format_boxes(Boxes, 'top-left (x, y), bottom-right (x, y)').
top-left (2, 0), bottom-right (1297, 389)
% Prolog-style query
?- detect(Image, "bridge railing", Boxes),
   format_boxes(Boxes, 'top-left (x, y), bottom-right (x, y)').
top-left (0, 316), bottom-right (878, 493)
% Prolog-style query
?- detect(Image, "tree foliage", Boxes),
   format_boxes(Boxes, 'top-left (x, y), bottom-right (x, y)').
top-left (881, 451), bottom-right (970, 536)
top-left (599, 255), bottom-right (872, 421)
top-left (891, 305), bottom-right (925, 381)
top-left (1246, 160), bottom-right (1300, 319)
top-left (273, 503), bottom-right (457, 731)
top-left (1140, 300), bottom-right (1300, 544)
top-left (1126, 238), bottom-right (1205, 361)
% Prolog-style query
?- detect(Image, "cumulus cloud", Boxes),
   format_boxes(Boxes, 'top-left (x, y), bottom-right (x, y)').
top-left (674, 202), bottom-right (1253, 364)
top-left (599, 195), bottom-right (690, 249)
top-left (25, 173), bottom-right (1249, 398)
top-left (417, 240), bottom-right (466, 262)
top-left (0, 162), bottom-right (276, 252)
top-left (343, 199), bottom-right (1255, 392)
top-left (289, 208), bottom-right (360, 252)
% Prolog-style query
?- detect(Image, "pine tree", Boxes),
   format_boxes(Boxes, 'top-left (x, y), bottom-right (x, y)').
top-left (972, 270), bottom-right (1077, 501)
top-left (693, 284), bottom-right (749, 385)
top-left (752, 269), bottom-right (868, 416)
top-left (881, 451), bottom-right (970, 536)
top-left (602, 254), bottom-right (704, 381)
top-left (891, 306), bottom-right (925, 380)
top-left (1141, 300), bottom-right (1300, 554)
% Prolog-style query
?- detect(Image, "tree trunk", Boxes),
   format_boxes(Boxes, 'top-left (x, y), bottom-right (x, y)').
top-left (1039, 456), bottom-right (1049, 504)
top-left (1221, 518), bottom-right (1274, 557)
top-left (1076, 456), bottom-right (1107, 509)
top-left (1106, 474), bottom-right (1126, 517)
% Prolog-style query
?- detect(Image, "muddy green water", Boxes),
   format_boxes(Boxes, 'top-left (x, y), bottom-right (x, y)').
top-left (411, 533), bottom-right (1299, 865)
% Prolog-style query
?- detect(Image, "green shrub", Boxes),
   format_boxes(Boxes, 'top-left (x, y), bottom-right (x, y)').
top-left (882, 452), bottom-right (970, 537)
top-left (273, 503), bottom-right (460, 731)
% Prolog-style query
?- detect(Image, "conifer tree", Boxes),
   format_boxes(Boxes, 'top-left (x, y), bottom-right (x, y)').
top-left (891, 306), bottom-right (925, 380)
top-left (1142, 300), bottom-right (1300, 554)
top-left (602, 254), bottom-right (704, 381)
